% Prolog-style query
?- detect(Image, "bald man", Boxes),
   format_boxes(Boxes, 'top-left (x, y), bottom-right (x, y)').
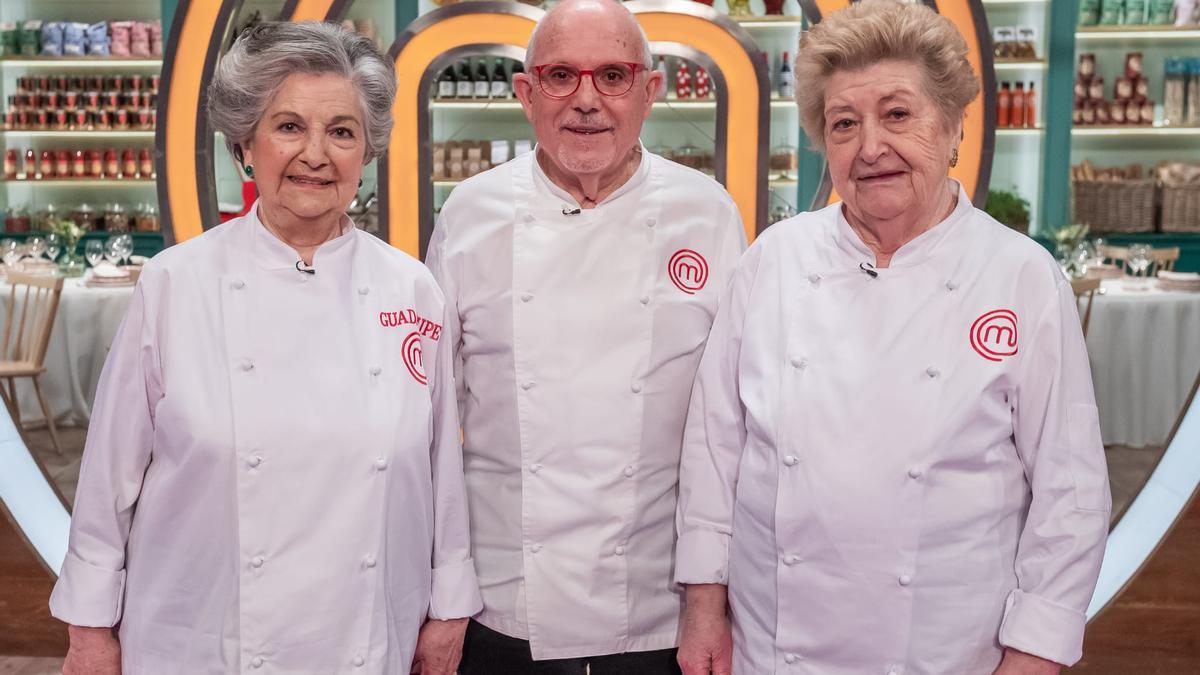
top-left (425, 1), bottom-right (746, 672)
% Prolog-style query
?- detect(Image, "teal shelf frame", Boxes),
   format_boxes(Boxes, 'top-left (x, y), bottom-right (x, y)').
top-left (1039, 0), bottom-right (1079, 236)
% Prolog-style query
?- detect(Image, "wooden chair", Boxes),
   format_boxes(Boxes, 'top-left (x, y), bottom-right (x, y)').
top-left (1071, 277), bottom-right (1101, 338)
top-left (0, 272), bottom-right (65, 454)
top-left (1101, 245), bottom-right (1181, 276)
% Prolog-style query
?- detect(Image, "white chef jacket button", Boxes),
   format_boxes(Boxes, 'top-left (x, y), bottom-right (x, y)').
top-left (232, 279), bottom-right (246, 290)
top-left (623, 465), bottom-right (636, 478)
top-left (783, 455), bottom-right (799, 467)
top-left (925, 366), bottom-right (940, 378)
top-left (639, 295), bottom-right (650, 305)
top-left (899, 573), bottom-right (912, 586)
top-left (645, 217), bottom-right (657, 228)
top-left (807, 273), bottom-right (821, 286)
top-left (247, 455), bottom-right (262, 469)
top-left (631, 382), bottom-right (643, 393)
top-left (783, 554), bottom-right (800, 566)
top-left (358, 286), bottom-right (369, 295)
top-left (907, 466), bottom-right (922, 479)
top-left (251, 656), bottom-right (264, 668)
top-left (353, 654), bottom-right (365, 667)
top-left (375, 457), bottom-right (388, 471)
top-left (784, 653), bottom-right (799, 664)
top-left (530, 463), bottom-right (543, 474)
top-left (521, 381), bottom-right (535, 390)
top-left (520, 292), bottom-right (533, 302)
top-left (251, 556), bottom-right (265, 568)
top-left (523, 213), bottom-right (534, 223)
top-left (790, 357), bottom-right (806, 369)
top-left (240, 359), bottom-right (255, 372)
top-left (945, 280), bottom-right (958, 292)
top-left (369, 366), bottom-right (382, 376)
top-left (363, 555), bottom-right (377, 569)
top-left (531, 543), bottom-right (543, 553)
top-left (614, 545), bottom-right (626, 556)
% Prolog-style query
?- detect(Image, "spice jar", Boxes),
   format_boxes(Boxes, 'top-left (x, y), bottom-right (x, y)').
top-left (39, 150), bottom-right (54, 178)
top-left (72, 150), bottom-right (87, 177)
top-left (103, 203), bottom-right (129, 233)
top-left (71, 204), bottom-right (96, 230)
top-left (23, 148), bottom-right (35, 179)
top-left (104, 149), bottom-right (120, 178)
top-left (87, 150), bottom-right (103, 178)
top-left (55, 149), bottom-right (70, 176)
top-left (3, 149), bottom-right (16, 180)
top-left (122, 149), bottom-right (138, 177)
top-left (138, 149), bottom-right (153, 178)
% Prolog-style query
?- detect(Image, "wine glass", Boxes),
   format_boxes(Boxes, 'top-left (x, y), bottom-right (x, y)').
top-left (84, 239), bottom-right (105, 268)
top-left (44, 232), bottom-right (62, 262)
top-left (2, 239), bottom-right (23, 269)
top-left (26, 235), bottom-right (45, 262)
top-left (114, 233), bottom-right (134, 265)
top-left (1127, 244), bottom-right (1152, 288)
top-left (103, 237), bottom-right (123, 266)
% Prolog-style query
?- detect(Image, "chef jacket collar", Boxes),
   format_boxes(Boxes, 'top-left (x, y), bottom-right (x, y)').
top-left (249, 199), bottom-right (356, 271)
top-left (531, 142), bottom-right (651, 211)
top-left (834, 179), bottom-right (972, 269)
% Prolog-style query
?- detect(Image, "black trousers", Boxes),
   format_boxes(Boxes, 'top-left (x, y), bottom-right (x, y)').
top-left (458, 619), bottom-right (683, 675)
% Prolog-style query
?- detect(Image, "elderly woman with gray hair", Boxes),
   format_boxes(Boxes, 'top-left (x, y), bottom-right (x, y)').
top-left (49, 21), bottom-right (480, 675)
top-left (675, 2), bottom-right (1109, 674)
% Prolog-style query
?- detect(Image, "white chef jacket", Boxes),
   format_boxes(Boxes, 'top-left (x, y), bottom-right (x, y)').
top-left (676, 181), bottom-right (1110, 675)
top-left (49, 205), bottom-right (482, 674)
top-left (426, 147), bottom-right (746, 659)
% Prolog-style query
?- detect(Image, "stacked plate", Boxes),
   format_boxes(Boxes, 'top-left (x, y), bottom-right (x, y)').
top-left (1157, 270), bottom-right (1200, 292)
top-left (85, 262), bottom-right (134, 288)
top-left (1087, 264), bottom-right (1123, 280)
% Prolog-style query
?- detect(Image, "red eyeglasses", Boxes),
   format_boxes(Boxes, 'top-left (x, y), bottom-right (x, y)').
top-left (532, 62), bottom-right (645, 99)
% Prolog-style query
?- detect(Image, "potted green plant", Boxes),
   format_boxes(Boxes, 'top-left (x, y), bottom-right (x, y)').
top-left (49, 219), bottom-right (86, 277)
top-left (984, 188), bottom-right (1031, 234)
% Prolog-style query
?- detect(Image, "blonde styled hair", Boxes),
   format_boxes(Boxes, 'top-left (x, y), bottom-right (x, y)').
top-left (794, 0), bottom-right (979, 151)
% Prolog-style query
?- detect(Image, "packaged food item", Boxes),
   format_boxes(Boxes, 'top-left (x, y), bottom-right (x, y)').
top-left (1149, 0), bottom-right (1176, 23)
top-left (39, 21), bottom-right (64, 56)
top-left (73, 149), bottom-right (86, 177)
top-left (1125, 52), bottom-right (1144, 80)
top-left (103, 203), bottom-right (128, 233)
top-left (1079, 0), bottom-right (1102, 25)
top-left (39, 150), bottom-right (54, 178)
top-left (138, 149), bottom-right (153, 177)
top-left (84, 21), bottom-right (110, 56)
top-left (104, 149), bottom-right (120, 178)
top-left (1164, 58), bottom-right (1187, 125)
top-left (3, 149), bottom-right (16, 180)
top-left (110, 21), bottom-right (132, 57)
top-left (1186, 58), bottom-right (1200, 125)
top-left (1100, 0), bottom-right (1124, 25)
top-left (1124, 0), bottom-right (1147, 24)
top-left (135, 204), bottom-right (159, 232)
top-left (1089, 78), bottom-right (1105, 101)
top-left (121, 149), bottom-right (137, 177)
top-left (62, 22), bottom-right (86, 57)
top-left (1115, 77), bottom-right (1133, 101)
top-left (88, 150), bottom-right (103, 177)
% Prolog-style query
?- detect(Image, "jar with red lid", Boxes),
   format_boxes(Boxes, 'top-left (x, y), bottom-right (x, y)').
top-left (23, 148), bottom-right (35, 178)
top-left (3, 150), bottom-right (16, 180)
top-left (139, 149), bottom-right (153, 177)
top-left (104, 149), bottom-right (120, 178)
top-left (55, 150), bottom-right (70, 176)
top-left (122, 149), bottom-right (138, 177)
top-left (87, 150), bottom-right (103, 177)
top-left (73, 150), bottom-right (87, 177)
top-left (39, 150), bottom-right (54, 178)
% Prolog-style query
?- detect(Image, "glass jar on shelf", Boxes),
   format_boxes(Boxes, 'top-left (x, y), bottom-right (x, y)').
top-left (134, 203), bottom-right (160, 232)
top-left (70, 203), bottom-right (96, 231)
top-left (103, 203), bottom-right (130, 233)
top-left (4, 205), bottom-right (31, 234)
top-left (34, 203), bottom-right (60, 232)
top-left (770, 144), bottom-right (798, 180)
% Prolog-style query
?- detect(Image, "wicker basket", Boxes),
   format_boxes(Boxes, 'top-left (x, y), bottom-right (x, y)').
top-left (1160, 184), bottom-right (1200, 233)
top-left (1071, 179), bottom-right (1157, 233)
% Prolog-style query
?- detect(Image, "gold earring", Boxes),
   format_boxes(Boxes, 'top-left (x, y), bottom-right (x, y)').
top-left (950, 149), bottom-right (959, 168)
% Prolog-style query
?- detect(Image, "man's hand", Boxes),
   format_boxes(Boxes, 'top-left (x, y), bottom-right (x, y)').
top-left (62, 625), bottom-right (121, 675)
top-left (410, 617), bottom-right (469, 675)
top-left (677, 584), bottom-right (733, 675)
top-left (993, 648), bottom-right (1062, 675)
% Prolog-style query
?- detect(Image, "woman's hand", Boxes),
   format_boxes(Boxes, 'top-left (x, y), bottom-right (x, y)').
top-left (410, 617), bottom-right (468, 675)
top-left (677, 584), bottom-right (733, 675)
top-left (62, 625), bottom-right (121, 675)
top-left (992, 648), bottom-right (1062, 675)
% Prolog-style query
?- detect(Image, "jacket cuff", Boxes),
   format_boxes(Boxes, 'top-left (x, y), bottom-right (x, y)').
top-left (998, 589), bottom-right (1086, 667)
top-left (428, 558), bottom-right (482, 620)
top-left (48, 553), bottom-right (126, 627)
top-left (674, 529), bottom-right (731, 585)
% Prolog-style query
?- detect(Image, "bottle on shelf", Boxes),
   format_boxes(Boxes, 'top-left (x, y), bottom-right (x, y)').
top-left (473, 58), bottom-right (491, 99)
top-left (675, 60), bottom-right (692, 99)
top-left (437, 64), bottom-right (456, 100)
top-left (778, 51), bottom-right (794, 99)
top-left (654, 56), bottom-right (668, 101)
top-left (695, 67), bottom-right (711, 99)
top-left (455, 60), bottom-right (473, 99)
top-left (1011, 82), bottom-right (1026, 128)
top-left (997, 82), bottom-right (1011, 128)
top-left (1025, 82), bottom-right (1037, 128)
top-left (490, 58), bottom-right (510, 99)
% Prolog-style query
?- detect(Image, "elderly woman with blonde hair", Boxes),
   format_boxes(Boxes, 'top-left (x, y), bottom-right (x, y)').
top-left (49, 21), bottom-right (480, 675)
top-left (674, 2), bottom-right (1109, 674)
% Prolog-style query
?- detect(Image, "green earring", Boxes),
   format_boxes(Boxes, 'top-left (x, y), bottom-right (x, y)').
top-left (243, 164), bottom-right (253, 177)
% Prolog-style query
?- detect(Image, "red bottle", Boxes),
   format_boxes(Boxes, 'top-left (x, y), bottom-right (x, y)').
top-left (675, 61), bottom-right (692, 99)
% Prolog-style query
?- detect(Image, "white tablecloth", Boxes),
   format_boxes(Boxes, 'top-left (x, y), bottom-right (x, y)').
top-left (1086, 279), bottom-right (1200, 448)
top-left (1, 280), bottom-right (135, 427)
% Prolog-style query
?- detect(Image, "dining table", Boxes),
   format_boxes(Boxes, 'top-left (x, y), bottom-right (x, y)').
top-left (1085, 277), bottom-right (1200, 449)
top-left (0, 277), bottom-right (135, 428)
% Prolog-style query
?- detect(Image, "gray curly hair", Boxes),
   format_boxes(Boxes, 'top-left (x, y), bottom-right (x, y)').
top-left (207, 21), bottom-right (396, 163)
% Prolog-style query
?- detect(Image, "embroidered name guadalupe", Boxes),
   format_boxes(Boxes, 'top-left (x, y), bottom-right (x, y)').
top-left (379, 309), bottom-right (442, 340)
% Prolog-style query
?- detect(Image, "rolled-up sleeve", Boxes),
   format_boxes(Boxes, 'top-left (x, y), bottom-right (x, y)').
top-left (1000, 277), bottom-right (1110, 666)
top-left (425, 227), bottom-right (482, 620)
top-left (49, 277), bottom-right (161, 627)
top-left (675, 242), bottom-right (762, 586)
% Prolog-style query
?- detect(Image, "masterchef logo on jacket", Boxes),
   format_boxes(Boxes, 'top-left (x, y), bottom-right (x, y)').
top-left (379, 308), bottom-right (442, 340)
